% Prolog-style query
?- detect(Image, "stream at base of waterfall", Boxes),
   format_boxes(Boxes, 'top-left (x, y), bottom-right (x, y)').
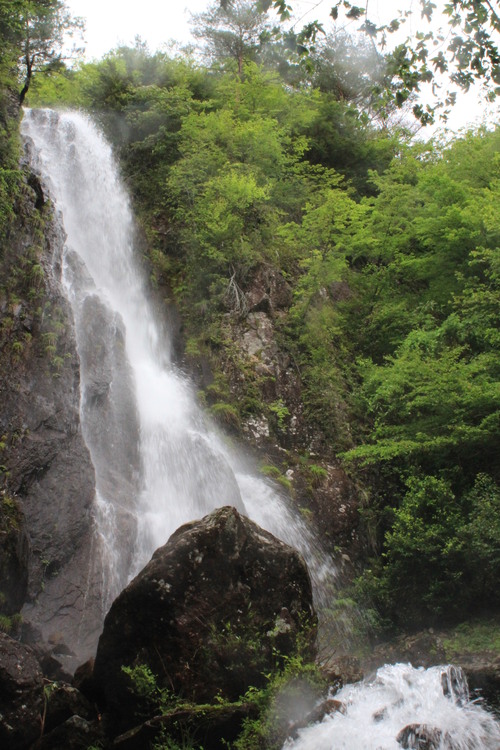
top-left (283, 663), bottom-right (500, 750)
top-left (21, 110), bottom-right (500, 748)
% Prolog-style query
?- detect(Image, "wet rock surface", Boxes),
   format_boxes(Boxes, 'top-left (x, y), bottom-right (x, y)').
top-left (0, 162), bottom-right (100, 661)
top-left (44, 681), bottom-right (96, 733)
top-left (363, 628), bottom-right (500, 710)
top-left (189, 264), bottom-right (362, 563)
top-left (0, 495), bottom-right (29, 615)
top-left (0, 633), bottom-right (44, 750)
top-left (396, 723), bottom-right (450, 750)
top-left (0, 632), bottom-right (103, 750)
top-left (39, 715), bottom-right (103, 750)
top-left (65, 247), bottom-right (141, 513)
top-left (287, 697), bottom-right (346, 740)
top-left (93, 506), bottom-right (317, 733)
top-left (366, 631), bottom-right (447, 672)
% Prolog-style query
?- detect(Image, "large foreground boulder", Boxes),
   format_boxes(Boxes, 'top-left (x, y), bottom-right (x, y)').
top-left (93, 506), bottom-right (316, 733)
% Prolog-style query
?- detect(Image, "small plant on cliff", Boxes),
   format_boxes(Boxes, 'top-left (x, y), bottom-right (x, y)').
top-left (0, 613), bottom-right (22, 635)
top-left (269, 400), bottom-right (290, 431)
top-left (260, 464), bottom-right (292, 493)
top-left (121, 665), bottom-right (213, 749)
top-left (121, 664), bottom-right (176, 714)
top-left (209, 401), bottom-right (241, 431)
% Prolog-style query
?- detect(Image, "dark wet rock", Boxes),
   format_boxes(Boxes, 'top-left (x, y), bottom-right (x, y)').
top-left (0, 494), bottom-right (29, 615)
top-left (93, 506), bottom-right (316, 734)
top-left (77, 292), bottom-right (140, 510)
top-left (44, 682), bottom-right (96, 733)
top-left (72, 657), bottom-right (97, 700)
top-left (452, 654), bottom-right (500, 712)
top-left (365, 631), bottom-right (447, 674)
top-left (23, 633), bottom-right (74, 682)
top-left (27, 173), bottom-right (44, 209)
top-left (373, 706), bottom-right (388, 722)
top-left (292, 461), bottom-right (360, 551)
top-left (287, 697), bottom-right (346, 739)
top-left (396, 723), bottom-right (452, 750)
top-left (39, 715), bottom-right (103, 750)
top-left (440, 665), bottom-right (469, 706)
top-left (321, 654), bottom-right (363, 688)
top-left (0, 632), bottom-right (44, 750)
top-left (0, 169), bottom-right (102, 662)
top-left (328, 280), bottom-right (351, 303)
top-left (243, 266), bottom-right (292, 315)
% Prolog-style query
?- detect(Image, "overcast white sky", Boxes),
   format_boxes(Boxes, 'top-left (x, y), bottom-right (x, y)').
top-left (66, 0), bottom-right (447, 59)
top-left (66, 0), bottom-right (498, 133)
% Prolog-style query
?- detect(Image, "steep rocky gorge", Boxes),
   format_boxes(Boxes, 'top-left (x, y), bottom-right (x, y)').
top-left (184, 265), bottom-right (362, 557)
top-left (0, 108), bottom-right (339, 666)
top-left (1, 105), bottom-right (499, 749)
top-left (0, 143), bottom-right (103, 659)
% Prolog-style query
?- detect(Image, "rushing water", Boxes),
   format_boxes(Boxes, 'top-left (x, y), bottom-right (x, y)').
top-left (21, 108), bottom-right (334, 614)
top-left (21, 110), bottom-right (500, 745)
top-left (283, 664), bottom-right (500, 750)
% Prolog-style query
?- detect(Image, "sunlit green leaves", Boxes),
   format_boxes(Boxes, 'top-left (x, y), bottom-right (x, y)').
top-left (359, 470), bottom-right (500, 624)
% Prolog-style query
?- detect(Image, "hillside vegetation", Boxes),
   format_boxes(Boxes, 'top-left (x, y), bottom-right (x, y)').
top-left (6, 1), bottom-right (500, 635)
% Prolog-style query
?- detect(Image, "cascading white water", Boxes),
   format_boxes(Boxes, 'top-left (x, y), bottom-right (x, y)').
top-left (20, 110), bottom-right (500, 746)
top-left (283, 663), bottom-right (500, 750)
top-left (21, 108), bottom-right (335, 616)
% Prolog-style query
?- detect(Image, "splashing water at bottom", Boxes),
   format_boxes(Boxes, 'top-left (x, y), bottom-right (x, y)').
top-left (283, 663), bottom-right (500, 750)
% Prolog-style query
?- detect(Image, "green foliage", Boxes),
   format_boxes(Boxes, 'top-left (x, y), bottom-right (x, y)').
top-left (122, 652), bottom-right (323, 750)
top-left (370, 474), bottom-right (464, 623)
top-left (0, 613), bottom-right (22, 635)
top-left (357, 473), bottom-right (500, 627)
top-left (255, 0), bottom-right (500, 122)
top-left (443, 619), bottom-right (500, 658)
top-left (341, 129), bottom-right (500, 491)
top-left (16, 31), bottom-right (500, 634)
top-left (268, 400), bottom-right (290, 430)
top-left (192, 0), bottom-right (274, 76)
top-left (460, 474), bottom-right (500, 598)
top-left (233, 653), bottom-right (326, 750)
top-left (260, 464), bottom-right (292, 492)
top-left (0, 169), bottom-right (21, 246)
top-left (122, 664), bottom-right (169, 714)
top-left (209, 402), bottom-right (241, 431)
top-left (14, 1), bottom-right (84, 104)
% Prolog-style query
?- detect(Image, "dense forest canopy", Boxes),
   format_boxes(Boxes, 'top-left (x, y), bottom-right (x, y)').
top-left (1, 0), bottom-right (499, 635)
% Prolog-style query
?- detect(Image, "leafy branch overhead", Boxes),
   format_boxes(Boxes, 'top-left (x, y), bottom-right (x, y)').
top-left (222, 0), bottom-right (500, 122)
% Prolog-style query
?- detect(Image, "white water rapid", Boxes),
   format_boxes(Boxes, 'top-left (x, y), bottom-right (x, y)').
top-left (21, 108), bottom-right (334, 617)
top-left (21, 110), bottom-right (500, 747)
top-left (284, 664), bottom-right (500, 750)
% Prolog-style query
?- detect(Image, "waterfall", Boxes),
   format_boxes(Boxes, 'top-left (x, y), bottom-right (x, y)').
top-left (284, 663), bottom-right (500, 750)
top-left (19, 109), bottom-right (500, 747)
top-left (21, 108), bottom-right (335, 624)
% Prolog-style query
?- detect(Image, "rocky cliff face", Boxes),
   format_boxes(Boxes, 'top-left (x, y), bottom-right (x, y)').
top-left (189, 266), bottom-right (362, 559)
top-left (0, 143), bottom-right (101, 662)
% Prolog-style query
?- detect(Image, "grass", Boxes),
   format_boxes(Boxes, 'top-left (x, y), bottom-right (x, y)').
top-left (443, 619), bottom-right (500, 658)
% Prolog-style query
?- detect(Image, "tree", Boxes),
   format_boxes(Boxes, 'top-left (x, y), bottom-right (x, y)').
top-left (223, 1), bottom-right (500, 123)
top-left (192, 0), bottom-right (273, 75)
top-left (18, 0), bottom-right (83, 104)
